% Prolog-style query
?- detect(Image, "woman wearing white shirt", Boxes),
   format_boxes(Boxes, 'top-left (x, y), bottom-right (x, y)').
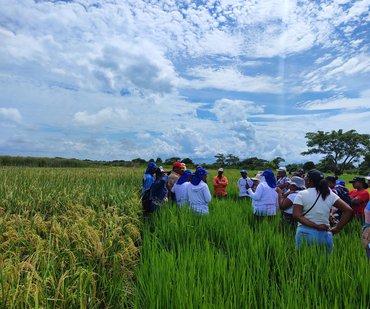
top-left (293, 169), bottom-right (353, 252)
top-left (246, 170), bottom-right (278, 217)
top-left (171, 169), bottom-right (192, 207)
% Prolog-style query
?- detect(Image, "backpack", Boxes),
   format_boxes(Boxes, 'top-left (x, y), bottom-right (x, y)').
top-left (335, 186), bottom-right (352, 207)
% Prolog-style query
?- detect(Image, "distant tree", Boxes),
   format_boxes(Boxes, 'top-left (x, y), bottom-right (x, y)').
top-left (302, 161), bottom-right (316, 172)
top-left (181, 158), bottom-right (194, 165)
top-left (225, 154), bottom-right (240, 166)
top-left (358, 152), bottom-right (370, 175)
top-left (214, 153), bottom-right (226, 166)
top-left (164, 157), bottom-right (181, 166)
top-left (317, 156), bottom-right (337, 173)
top-left (286, 163), bottom-right (301, 173)
top-left (155, 157), bottom-right (163, 164)
top-left (267, 157), bottom-right (285, 170)
top-left (302, 129), bottom-right (370, 175)
top-left (132, 158), bottom-right (147, 164)
top-left (240, 157), bottom-right (268, 170)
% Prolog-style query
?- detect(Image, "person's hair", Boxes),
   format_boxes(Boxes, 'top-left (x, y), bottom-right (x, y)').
top-left (155, 168), bottom-right (163, 178)
top-left (307, 169), bottom-right (330, 200)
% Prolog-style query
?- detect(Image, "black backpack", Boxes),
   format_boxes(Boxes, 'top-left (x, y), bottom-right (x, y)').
top-left (336, 186), bottom-right (352, 207)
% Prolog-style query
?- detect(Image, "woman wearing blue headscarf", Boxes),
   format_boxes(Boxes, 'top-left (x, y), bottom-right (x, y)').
top-left (142, 162), bottom-right (157, 195)
top-left (245, 170), bottom-right (279, 217)
top-left (187, 167), bottom-right (212, 214)
top-left (171, 170), bottom-right (192, 208)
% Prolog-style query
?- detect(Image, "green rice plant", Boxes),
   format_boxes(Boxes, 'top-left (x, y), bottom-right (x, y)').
top-left (135, 195), bottom-right (370, 309)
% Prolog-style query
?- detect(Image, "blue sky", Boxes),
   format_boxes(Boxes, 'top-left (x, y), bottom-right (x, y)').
top-left (1, 0), bottom-right (370, 163)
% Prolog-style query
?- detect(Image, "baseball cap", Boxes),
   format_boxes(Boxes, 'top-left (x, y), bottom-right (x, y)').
top-left (336, 180), bottom-right (346, 186)
top-left (240, 169), bottom-right (247, 174)
top-left (173, 161), bottom-right (183, 168)
top-left (277, 167), bottom-right (287, 172)
top-left (194, 167), bottom-right (209, 176)
top-left (349, 176), bottom-right (366, 184)
top-left (218, 168), bottom-right (224, 172)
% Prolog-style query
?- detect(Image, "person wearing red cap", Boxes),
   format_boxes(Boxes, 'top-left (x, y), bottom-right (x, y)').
top-left (166, 161), bottom-right (184, 202)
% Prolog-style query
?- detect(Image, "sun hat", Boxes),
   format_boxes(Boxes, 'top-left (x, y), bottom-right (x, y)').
top-left (288, 176), bottom-right (306, 189)
top-left (251, 174), bottom-right (261, 181)
top-left (218, 168), bottom-right (224, 172)
top-left (277, 167), bottom-right (287, 172)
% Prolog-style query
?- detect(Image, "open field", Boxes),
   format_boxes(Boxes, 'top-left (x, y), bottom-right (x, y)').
top-left (0, 167), bottom-right (369, 308)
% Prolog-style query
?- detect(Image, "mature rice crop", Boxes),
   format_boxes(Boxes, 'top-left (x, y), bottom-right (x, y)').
top-left (135, 169), bottom-right (370, 309)
top-left (0, 167), bottom-right (142, 308)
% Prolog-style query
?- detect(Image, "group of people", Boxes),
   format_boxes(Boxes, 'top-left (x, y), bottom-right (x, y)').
top-left (141, 161), bottom-right (370, 257)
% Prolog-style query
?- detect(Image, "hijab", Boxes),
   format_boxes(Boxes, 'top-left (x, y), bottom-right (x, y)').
top-left (261, 170), bottom-right (277, 188)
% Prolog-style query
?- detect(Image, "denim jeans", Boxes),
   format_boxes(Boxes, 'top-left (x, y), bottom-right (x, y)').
top-left (295, 225), bottom-right (333, 253)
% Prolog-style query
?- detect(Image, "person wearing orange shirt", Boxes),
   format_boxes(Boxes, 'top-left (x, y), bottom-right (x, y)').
top-left (212, 168), bottom-right (228, 197)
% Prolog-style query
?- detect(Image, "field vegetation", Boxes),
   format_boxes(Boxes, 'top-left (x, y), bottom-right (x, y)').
top-left (0, 167), bottom-right (142, 308)
top-left (0, 167), bottom-right (369, 308)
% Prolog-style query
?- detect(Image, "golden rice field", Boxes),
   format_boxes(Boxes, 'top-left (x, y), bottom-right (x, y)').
top-left (0, 167), bottom-right (142, 308)
top-left (1, 167), bottom-right (369, 308)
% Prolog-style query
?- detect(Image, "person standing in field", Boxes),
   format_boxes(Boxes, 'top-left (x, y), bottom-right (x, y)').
top-left (293, 169), bottom-right (353, 253)
top-left (166, 161), bottom-right (184, 202)
top-left (245, 170), bottom-right (278, 217)
top-left (187, 167), bottom-right (211, 214)
top-left (238, 169), bottom-right (253, 198)
top-left (212, 168), bottom-right (228, 198)
top-left (171, 169), bottom-right (192, 208)
top-left (349, 177), bottom-right (369, 223)
top-left (276, 167), bottom-right (290, 193)
top-left (142, 162), bottom-right (157, 196)
top-left (277, 176), bottom-right (306, 228)
top-left (148, 168), bottom-right (168, 213)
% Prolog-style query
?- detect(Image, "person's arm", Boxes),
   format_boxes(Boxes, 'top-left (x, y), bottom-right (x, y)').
top-left (279, 195), bottom-right (293, 211)
top-left (246, 183), bottom-right (263, 200)
top-left (203, 185), bottom-right (212, 204)
top-left (292, 204), bottom-right (329, 231)
top-left (330, 198), bottom-right (353, 234)
top-left (220, 177), bottom-right (228, 187)
top-left (351, 197), bottom-right (363, 207)
top-left (212, 177), bottom-right (219, 188)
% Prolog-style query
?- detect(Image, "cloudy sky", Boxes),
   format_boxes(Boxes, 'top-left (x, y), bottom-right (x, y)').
top-left (1, 0), bottom-right (370, 163)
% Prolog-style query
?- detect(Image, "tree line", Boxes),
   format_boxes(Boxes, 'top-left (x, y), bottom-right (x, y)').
top-left (1, 129), bottom-right (369, 175)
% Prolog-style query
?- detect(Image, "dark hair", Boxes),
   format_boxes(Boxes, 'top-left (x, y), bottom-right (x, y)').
top-left (307, 169), bottom-right (330, 200)
top-left (325, 175), bottom-right (337, 183)
top-left (155, 168), bottom-right (163, 178)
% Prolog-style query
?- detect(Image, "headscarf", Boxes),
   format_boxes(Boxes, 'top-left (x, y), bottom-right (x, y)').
top-left (177, 169), bottom-right (192, 185)
top-left (261, 170), bottom-right (277, 188)
top-left (145, 162), bottom-right (157, 174)
top-left (191, 167), bottom-right (209, 186)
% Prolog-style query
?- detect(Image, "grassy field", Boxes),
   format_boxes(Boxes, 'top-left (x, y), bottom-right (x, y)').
top-left (0, 167), bottom-right (369, 308)
top-left (134, 169), bottom-right (370, 308)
